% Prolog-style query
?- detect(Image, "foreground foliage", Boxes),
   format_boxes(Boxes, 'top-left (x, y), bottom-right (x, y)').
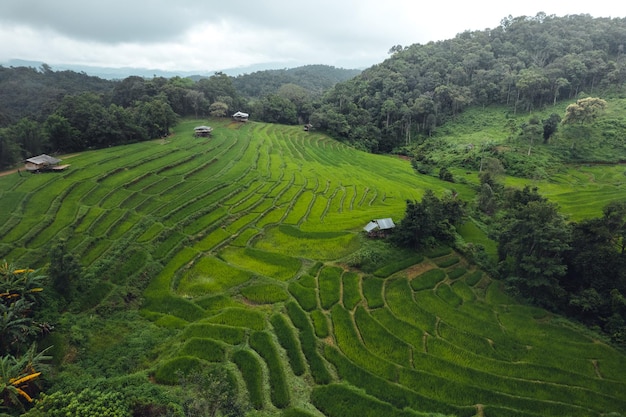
top-left (0, 264), bottom-right (50, 413)
top-left (1, 120), bottom-right (626, 416)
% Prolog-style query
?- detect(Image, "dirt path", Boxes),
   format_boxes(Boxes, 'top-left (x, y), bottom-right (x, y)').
top-left (0, 167), bottom-right (19, 177)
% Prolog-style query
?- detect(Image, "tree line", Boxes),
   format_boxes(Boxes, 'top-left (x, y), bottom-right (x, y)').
top-left (0, 65), bottom-right (358, 170)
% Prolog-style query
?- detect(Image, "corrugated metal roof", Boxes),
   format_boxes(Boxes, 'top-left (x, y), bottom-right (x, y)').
top-left (363, 218), bottom-right (395, 232)
top-left (376, 218), bottom-right (395, 230)
top-left (364, 221), bottom-right (378, 232)
top-left (25, 154), bottom-right (61, 165)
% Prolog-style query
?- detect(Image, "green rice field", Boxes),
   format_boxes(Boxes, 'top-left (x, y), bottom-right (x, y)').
top-left (1, 119), bottom-right (626, 416)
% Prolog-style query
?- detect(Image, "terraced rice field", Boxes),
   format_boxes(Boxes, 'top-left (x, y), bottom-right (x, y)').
top-left (1, 119), bottom-right (625, 416)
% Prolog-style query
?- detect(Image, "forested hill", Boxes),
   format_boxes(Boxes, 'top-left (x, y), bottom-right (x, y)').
top-left (0, 64), bottom-right (113, 125)
top-left (310, 13), bottom-right (626, 152)
top-left (232, 65), bottom-right (362, 98)
top-left (0, 64), bottom-right (358, 128)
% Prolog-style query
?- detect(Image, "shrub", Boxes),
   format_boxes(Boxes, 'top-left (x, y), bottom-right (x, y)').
top-left (25, 388), bottom-right (130, 417)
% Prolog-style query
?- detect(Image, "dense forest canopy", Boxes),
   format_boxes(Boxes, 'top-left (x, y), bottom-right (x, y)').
top-left (311, 13), bottom-right (626, 152)
top-left (232, 65), bottom-right (361, 98)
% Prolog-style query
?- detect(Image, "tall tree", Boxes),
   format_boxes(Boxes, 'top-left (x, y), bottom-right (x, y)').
top-left (561, 97), bottom-right (607, 148)
top-left (562, 97), bottom-right (608, 125)
top-left (7, 118), bottom-right (46, 158)
top-left (520, 116), bottom-right (543, 155)
top-left (43, 114), bottom-right (79, 152)
top-left (497, 187), bottom-right (571, 307)
top-left (0, 129), bottom-right (20, 169)
top-left (47, 239), bottom-right (83, 304)
top-left (542, 113), bottom-right (561, 143)
top-left (393, 190), bottom-right (465, 249)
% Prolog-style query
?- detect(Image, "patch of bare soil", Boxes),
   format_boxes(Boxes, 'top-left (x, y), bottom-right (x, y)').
top-left (0, 168), bottom-right (19, 177)
top-left (404, 262), bottom-right (434, 279)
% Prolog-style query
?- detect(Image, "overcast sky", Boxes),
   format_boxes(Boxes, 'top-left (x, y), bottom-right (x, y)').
top-left (1, 0), bottom-right (626, 74)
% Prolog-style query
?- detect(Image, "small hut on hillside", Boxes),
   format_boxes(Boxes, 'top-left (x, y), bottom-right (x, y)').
top-left (232, 111), bottom-right (249, 122)
top-left (363, 218), bottom-right (396, 238)
top-left (194, 125), bottom-right (213, 137)
top-left (24, 154), bottom-right (69, 173)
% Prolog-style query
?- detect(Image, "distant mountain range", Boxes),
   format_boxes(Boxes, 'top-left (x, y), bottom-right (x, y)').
top-left (0, 59), bottom-right (324, 79)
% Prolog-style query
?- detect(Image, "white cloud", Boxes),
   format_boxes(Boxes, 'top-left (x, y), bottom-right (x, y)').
top-left (1, 0), bottom-right (626, 72)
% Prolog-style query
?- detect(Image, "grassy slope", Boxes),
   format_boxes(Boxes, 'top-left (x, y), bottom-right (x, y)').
top-left (1, 118), bottom-right (625, 416)
top-left (434, 98), bottom-right (626, 221)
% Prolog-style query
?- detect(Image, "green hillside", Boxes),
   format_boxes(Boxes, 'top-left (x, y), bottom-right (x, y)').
top-left (1, 120), bottom-right (626, 416)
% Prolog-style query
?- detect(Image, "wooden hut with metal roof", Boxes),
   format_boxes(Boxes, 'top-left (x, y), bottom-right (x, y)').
top-left (363, 218), bottom-right (395, 237)
top-left (232, 111), bottom-right (249, 122)
top-left (24, 154), bottom-right (69, 172)
top-left (194, 125), bottom-right (213, 137)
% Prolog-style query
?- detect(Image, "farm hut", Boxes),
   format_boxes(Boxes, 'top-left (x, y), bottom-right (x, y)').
top-left (364, 218), bottom-right (396, 237)
top-left (232, 111), bottom-right (249, 122)
top-left (303, 123), bottom-right (313, 131)
top-left (194, 125), bottom-right (213, 137)
top-left (24, 154), bottom-right (69, 172)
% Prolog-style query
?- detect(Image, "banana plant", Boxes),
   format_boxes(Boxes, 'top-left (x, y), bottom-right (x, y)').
top-left (0, 344), bottom-right (49, 412)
